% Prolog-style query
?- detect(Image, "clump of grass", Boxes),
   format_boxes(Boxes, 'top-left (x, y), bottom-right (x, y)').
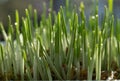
top-left (0, 1), bottom-right (120, 80)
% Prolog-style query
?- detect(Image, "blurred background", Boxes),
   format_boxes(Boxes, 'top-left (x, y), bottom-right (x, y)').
top-left (0, 0), bottom-right (120, 36)
top-left (0, 0), bottom-right (120, 26)
top-left (0, 0), bottom-right (66, 27)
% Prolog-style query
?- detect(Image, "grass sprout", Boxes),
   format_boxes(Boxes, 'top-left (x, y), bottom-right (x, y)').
top-left (0, 1), bottom-right (120, 80)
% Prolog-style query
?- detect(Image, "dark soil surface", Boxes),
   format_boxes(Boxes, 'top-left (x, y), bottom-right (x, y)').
top-left (0, 64), bottom-right (120, 80)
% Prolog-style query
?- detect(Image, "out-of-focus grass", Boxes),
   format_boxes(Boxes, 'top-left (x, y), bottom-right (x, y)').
top-left (0, 0), bottom-right (120, 80)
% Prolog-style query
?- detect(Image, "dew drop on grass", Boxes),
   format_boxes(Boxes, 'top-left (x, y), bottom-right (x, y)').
top-left (43, 28), bottom-right (46, 33)
top-left (92, 16), bottom-right (95, 19)
top-left (90, 57), bottom-right (92, 60)
top-left (51, 40), bottom-right (53, 44)
top-left (96, 15), bottom-right (98, 18)
top-left (80, 48), bottom-right (83, 51)
top-left (15, 22), bottom-right (18, 26)
top-left (101, 43), bottom-right (103, 47)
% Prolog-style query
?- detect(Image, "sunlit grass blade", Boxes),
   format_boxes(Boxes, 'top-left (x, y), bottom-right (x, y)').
top-left (0, 44), bottom-right (4, 75)
top-left (79, 2), bottom-right (88, 69)
top-left (15, 10), bottom-right (20, 36)
top-left (25, 9), bottom-right (32, 42)
top-left (60, 7), bottom-right (69, 45)
top-left (108, 0), bottom-right (113, 13)
top-left (0, 23), bottom-right (8, 41)
top-left (116, 19), bottom-right (120, 41)
top-left (33, 9), bottom-right (38, 28)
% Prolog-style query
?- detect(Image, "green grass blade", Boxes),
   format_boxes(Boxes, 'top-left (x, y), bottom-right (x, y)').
top-left (108, 0), bottom-right (113, 13)
top-left (33, 9), bottom-right (38, 28)
top-left (0, 23), bottom-right (8, 41)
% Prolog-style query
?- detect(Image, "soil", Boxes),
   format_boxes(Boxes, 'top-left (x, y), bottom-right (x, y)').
top-left (0, 66), bottom-right (120, 80)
